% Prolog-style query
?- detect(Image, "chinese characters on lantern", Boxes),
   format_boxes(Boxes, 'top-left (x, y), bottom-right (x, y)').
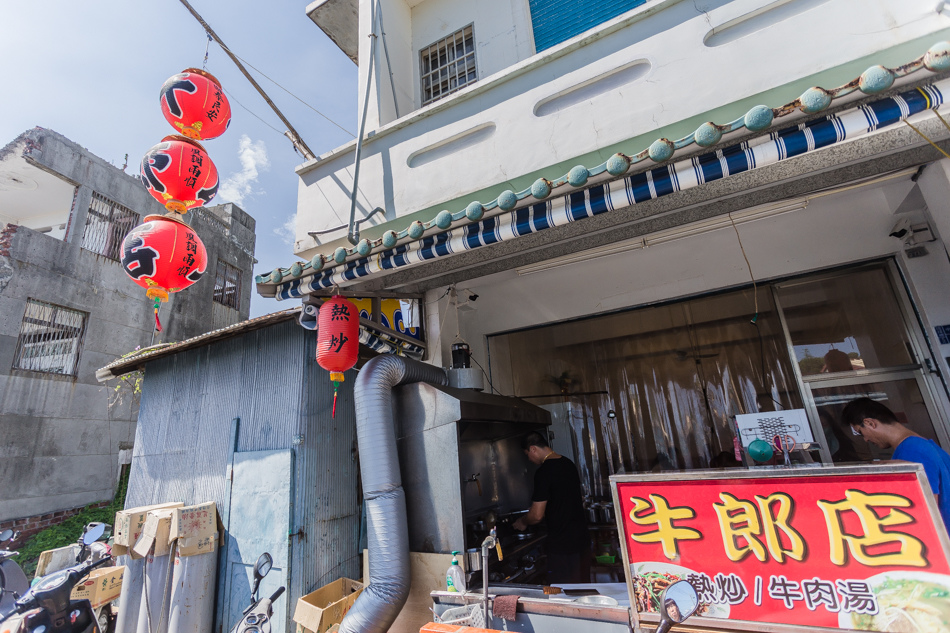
top-left (616, 469), bottom-right (950, 631)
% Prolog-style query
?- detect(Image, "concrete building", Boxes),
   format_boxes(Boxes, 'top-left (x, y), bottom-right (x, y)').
top-left (0, 127), bottom-right (256, 524)
top-left (256, 0), bottom-right (950, 487)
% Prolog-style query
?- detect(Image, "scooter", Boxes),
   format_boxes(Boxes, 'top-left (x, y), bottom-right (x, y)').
top-left (0, 524), bottom-right (112, 633)
top-left (74, 524), bottom-right (112, 568)
top-left (0, 529), bottom-right (29, 618)
top-left (72, 524), bottom-right (114, 633)
top-left (229, 553), bottom-right (285, 633)
top-left (655, 579), bottom-right (701, 633)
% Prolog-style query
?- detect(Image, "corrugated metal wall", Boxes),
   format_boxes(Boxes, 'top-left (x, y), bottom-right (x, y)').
top-left (127, 319), bottom-right (360, 632)
top-left (528, 0), bottom-right (646, 52)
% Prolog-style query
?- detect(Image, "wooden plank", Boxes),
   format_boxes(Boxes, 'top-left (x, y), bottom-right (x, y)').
top-left (363, 551), bottom-right (459, 633)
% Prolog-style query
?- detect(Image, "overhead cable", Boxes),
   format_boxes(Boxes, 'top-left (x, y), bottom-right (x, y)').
top-left (175, 0), bottom-right (317, 160)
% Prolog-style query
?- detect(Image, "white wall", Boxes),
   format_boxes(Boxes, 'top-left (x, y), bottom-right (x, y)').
top-left (410, 0), bottom-right (534, 110)
top-left (912, 159), bottom-right (950, 374)
top-left (297, 0), bottom-right (950, 256)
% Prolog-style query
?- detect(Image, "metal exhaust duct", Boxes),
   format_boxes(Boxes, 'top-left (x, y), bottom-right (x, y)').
top-left (339, 355), bottom-right (448, 633)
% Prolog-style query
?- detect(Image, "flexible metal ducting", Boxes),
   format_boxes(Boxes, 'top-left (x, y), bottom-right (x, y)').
top-left (339, 355), bottom-right (448, 633)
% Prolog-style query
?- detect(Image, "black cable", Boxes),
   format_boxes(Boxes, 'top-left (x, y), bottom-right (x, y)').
top-left (470, 354), bottom-right (499, 395)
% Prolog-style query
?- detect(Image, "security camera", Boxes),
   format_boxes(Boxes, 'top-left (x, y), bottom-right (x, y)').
top-left (889, 217), bottom-right (912, 240)
top-left (298, 303), bottom-right (319, 331)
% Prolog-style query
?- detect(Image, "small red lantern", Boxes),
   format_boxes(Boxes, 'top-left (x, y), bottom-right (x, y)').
top-left (317, 296), bottom-right (359, 417)
top-left (140, 135), bottom-right (218, 214)
top-left (121, 215), bottom-right (208, 328)
top-left (159, 68), bottom-right (231, 140)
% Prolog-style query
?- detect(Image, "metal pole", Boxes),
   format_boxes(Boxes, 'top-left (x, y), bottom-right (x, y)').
top-left (175, 0), bottom-right (316, 160)
top-left (377, 2), bottom-right (400, 120)
top-left (346, 0), bottom-right (380, 245)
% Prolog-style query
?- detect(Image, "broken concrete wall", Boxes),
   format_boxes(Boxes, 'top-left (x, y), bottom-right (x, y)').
top-left (0, 128), bottom-right (256, 521)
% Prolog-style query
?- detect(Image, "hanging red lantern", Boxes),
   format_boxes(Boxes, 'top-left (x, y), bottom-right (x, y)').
top-left (316, 296), bottom-right (359, 417)
top-left (121, 214), bottom-right (208, 328)
top-left (159, 68), bottom-right (232, 140)
top-left (140, 135), bottom-right (218, 214)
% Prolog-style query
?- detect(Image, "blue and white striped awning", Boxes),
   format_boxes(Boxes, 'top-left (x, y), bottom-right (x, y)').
top-left (274, 79), bottom-right (949, 300)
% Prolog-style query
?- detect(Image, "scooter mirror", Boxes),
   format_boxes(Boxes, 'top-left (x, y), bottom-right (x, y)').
top-left (0, 529), bottom-right (12, 542)
top-left (250, 553), bottom-right (273, 604)
top-left (254, 553), bottom-right (273, 580)
top-left (82, 523), bottom-right (107, 546)
top-left (659, 580), bottom-right (700, 625)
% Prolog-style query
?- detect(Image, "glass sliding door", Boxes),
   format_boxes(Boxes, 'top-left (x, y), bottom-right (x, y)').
top-left (773, 262), bottom-right (947, 465)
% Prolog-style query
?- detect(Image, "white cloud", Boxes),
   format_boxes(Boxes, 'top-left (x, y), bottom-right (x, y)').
top-left (219, 135), bottom-right (269, 206)
top-left (274, 212), bottom-right (297, 245)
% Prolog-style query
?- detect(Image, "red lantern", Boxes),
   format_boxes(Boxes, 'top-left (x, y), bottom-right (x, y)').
top-left (159, 68), bottom-right (231, 141)
top-left (120, 214), bottom-right (208, 303)
top-left (140, 135), bottom-right (218, 214)
top-left (317, 296), bottom-right (359, 417)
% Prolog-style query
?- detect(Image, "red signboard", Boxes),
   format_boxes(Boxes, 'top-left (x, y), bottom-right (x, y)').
top-left (612, 466), bottom-right (950, 632)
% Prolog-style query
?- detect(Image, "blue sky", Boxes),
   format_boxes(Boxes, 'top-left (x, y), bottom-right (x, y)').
top-left (0, 0), bottom-right (358, 317)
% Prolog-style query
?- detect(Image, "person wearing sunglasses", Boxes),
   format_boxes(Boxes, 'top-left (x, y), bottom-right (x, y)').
top-left (842, 397), bottom-right (950, 532)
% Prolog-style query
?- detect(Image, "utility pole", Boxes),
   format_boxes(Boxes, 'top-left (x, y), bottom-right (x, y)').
top-left (176, 0), bottom-right (317, 160)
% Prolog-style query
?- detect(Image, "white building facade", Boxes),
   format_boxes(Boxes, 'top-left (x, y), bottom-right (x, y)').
top-left (258, 0), bottom-right (950, 490)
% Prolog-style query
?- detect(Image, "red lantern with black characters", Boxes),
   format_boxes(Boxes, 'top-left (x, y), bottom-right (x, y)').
top-left (140, 135), bottom-right (218, 214)
top-left (121, 214), bottom-right (208, 329)
top-left (159, 68), bottom-right (232, 141)
top-left (317, 296), bottom-right (359, 417)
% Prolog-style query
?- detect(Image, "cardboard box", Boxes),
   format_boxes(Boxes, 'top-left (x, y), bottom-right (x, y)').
top-left (114, 502), bottom-right (183, 547)
top-left (293, 578), bottom-right (363, 633)
top-left (178, 531), bottom-right (218, 557)
top-left (34, 544), bottom-right (80, 578)
top-left (71, 565), bottom-right (125, 609)
top-left (131, 508), bottom-right (175, 559)
top-left (171, 501), bottom-right (223, 557)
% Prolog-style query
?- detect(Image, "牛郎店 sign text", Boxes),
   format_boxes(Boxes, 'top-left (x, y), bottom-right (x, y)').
top-left (611, 465), bottom-right (950, 632)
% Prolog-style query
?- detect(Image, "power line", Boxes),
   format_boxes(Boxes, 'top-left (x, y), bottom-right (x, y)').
top-left (214, 42), bottom-right (356, 138)
top-left (175, 0), bottom-right (317, 160)
top-left (219, 84), bottom-right (286, 138)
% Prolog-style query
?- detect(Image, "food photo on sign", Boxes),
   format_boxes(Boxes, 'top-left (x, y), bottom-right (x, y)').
top-left (610, 464), bottom-right (950, 633)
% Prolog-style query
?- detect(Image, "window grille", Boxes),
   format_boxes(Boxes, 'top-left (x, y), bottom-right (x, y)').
top-left (213, 260), bottom-right (242, 310)
top-left (81, 192), bottom-right (139, 261)
top-left (420, 25), bottom-right (477, 106)
top-left (12, 299), bottom-right (88, 376)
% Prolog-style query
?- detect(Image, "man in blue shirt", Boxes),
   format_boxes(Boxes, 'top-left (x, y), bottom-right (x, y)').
top-left (842, 397), bottom-right (950, 532)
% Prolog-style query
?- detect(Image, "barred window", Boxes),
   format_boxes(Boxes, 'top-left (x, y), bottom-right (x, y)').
top-left (13, 299), bottom-right (88, 376)
top-left (81, 192), bottom-right (139, 261)
top-left (213, 260), bottom-right (242, 310)
top-left (420, 25), bottom-right (477, 106)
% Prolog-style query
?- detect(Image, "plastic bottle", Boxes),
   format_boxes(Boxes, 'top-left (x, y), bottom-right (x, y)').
top-left (446, 551), bottom-right (466, 592)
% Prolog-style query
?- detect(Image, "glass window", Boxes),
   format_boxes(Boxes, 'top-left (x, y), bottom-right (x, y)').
top-left (775, 267), bottom-right (915, 376)
top-left (812, 378), bottom-right (939, 463)
top-left (213, 260), bottom-right (242, 310)
top-left (420, 25), bottom-right (477, 106)
top-left (81, 192), bottom-right (139, 261)
top-left (13, 299), bottom-right (88, 376)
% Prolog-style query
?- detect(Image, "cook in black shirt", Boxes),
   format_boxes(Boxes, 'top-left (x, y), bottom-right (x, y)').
top-left (512, 432), bottom-right (591, 583)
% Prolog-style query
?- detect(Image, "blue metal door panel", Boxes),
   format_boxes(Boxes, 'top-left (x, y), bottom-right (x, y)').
top-left (529, 0), bottom-right (646, 52)
top-left (221, 449), bottom-right (294, 633)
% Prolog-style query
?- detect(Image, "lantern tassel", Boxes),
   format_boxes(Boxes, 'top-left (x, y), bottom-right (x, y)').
top-left (332, 380), bottom-right (340, 418)
top-left (153, 298), bottom-right (163, 333)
